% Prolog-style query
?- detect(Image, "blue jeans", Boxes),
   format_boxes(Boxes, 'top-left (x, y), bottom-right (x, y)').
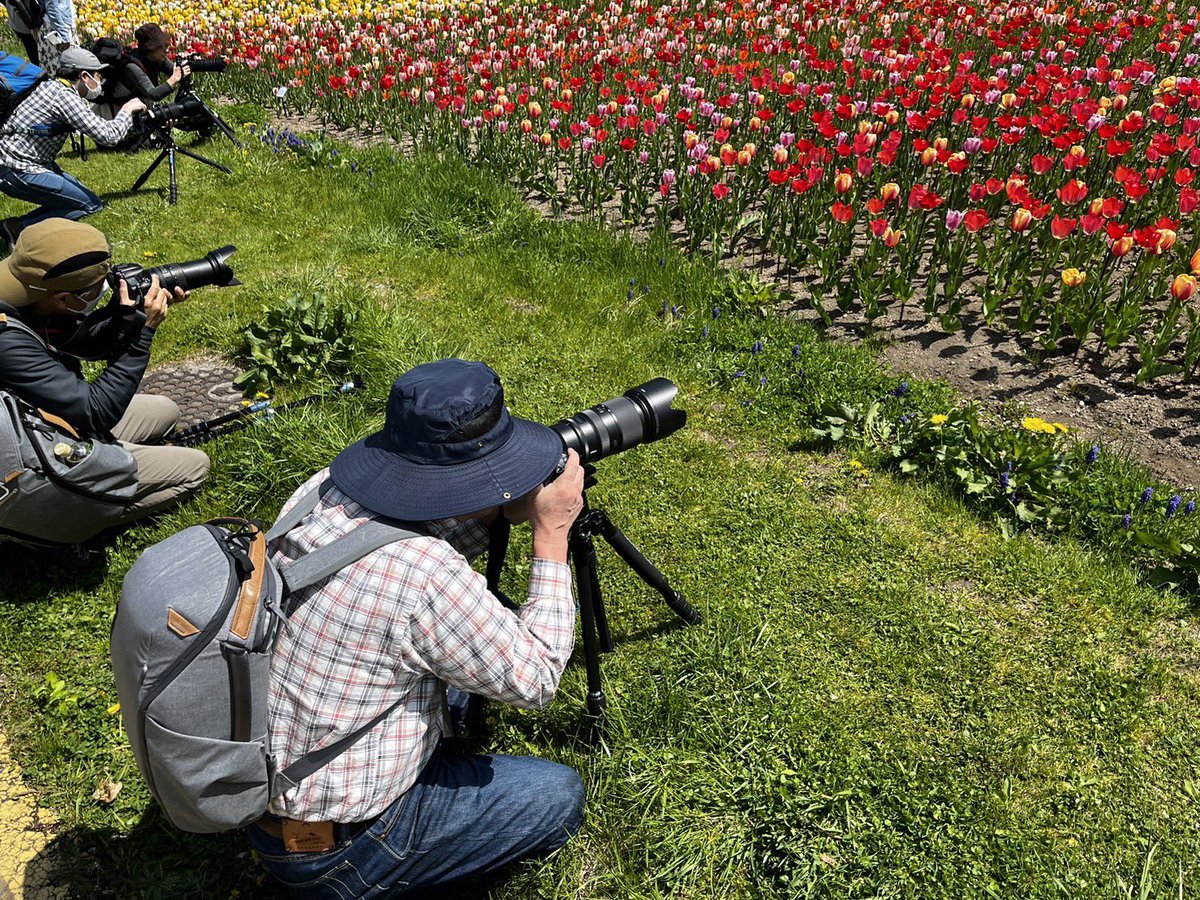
top-left (248, 747), bottom-right (585, 898)
top-left (0, 166), bottom-right (103, 228)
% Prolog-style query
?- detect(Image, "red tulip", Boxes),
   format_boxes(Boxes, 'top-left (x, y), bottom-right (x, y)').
top-left (831, 201), bottom-right (854, 224)
top-left (963, 209), bottom-right (989, 233)
top-left (712, 183), bottom-right (731, 200)
top-left (1050, 216), bottom-right (1077, 239)
top-left (1057, 179), bottom-right (1088, 205)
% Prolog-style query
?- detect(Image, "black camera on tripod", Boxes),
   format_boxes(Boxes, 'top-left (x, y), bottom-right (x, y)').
top-left (107, 245), bottom-right (239, 308)
top-left (128, 89), bottom-right (230, 149)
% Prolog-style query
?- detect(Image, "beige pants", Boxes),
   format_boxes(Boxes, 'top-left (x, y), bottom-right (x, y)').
top-left (112, 394), bottom-right (210, 523)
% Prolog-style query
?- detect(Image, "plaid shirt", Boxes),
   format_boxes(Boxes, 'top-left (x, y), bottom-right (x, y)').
top-left (0, 79), bottom-right (131, 174)
top-left (267, 468), bottom-right (576, 823)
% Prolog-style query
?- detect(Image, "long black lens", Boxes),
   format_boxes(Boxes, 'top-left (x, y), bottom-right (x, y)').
top-left (151, 96), bottom-right (206, 124)
top-left (186, 56), bottom-right (228, 74)
top-left (551, 378), bottom-right (686, 465)
top-left (148, 245), bottom-right (239, 292)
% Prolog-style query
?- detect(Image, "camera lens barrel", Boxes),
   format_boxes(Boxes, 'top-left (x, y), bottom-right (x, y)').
top-left (147, 245), bottom-right (238, 293)
top-left (551, 377), bottom-right (686, 465)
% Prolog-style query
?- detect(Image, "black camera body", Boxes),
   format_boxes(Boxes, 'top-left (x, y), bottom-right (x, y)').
top-left (107, 245), bottom-right (239, 308)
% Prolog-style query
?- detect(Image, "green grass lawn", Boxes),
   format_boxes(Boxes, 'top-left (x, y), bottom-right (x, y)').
top-left (0, 113), bottom-right (1198, 899)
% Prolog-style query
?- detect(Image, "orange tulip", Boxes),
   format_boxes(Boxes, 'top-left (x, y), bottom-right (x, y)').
top-left (1111, 236), bottom-right (1134, 257)
top-left (880, 182), bottom-right (901, 203)
top-left (1190, 248), bottom-right (1200, 275)
top-left (834, 172), bottom-right (854, 194)
top-left (1171, 273), bottom-right (1198, 301)
top-left (1011, 209), bottom-right (1032, 232)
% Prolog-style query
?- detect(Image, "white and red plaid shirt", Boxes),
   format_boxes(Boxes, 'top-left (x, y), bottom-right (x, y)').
top-left (266, 468), bottom-right (576, 823)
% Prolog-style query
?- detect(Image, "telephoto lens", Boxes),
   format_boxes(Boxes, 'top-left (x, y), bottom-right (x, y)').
top-left (148, 245), bottom-right (239, 293)
top-left (551, 378), bottom-right (686, 465)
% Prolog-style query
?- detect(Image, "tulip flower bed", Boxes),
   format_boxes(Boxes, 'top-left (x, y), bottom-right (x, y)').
top-left (79, 0), bottom-right (1200, 382)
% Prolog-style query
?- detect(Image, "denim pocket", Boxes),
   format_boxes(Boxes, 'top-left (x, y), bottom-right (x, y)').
top-left (259, 857), bottom-right (382, 899)
top-left (312, 859), bottom-right (385, 900)
top-left (369, 784), bottom-right (422, 863)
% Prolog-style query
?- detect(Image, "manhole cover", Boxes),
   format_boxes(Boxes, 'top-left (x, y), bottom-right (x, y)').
top-left (140, 356), bottom-right (246, 428)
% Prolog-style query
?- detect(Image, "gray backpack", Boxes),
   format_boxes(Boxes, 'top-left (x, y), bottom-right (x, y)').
top-left (0, 315), bottom-right (139, 546)
top-left (111, 480), bottom-right (419, 833)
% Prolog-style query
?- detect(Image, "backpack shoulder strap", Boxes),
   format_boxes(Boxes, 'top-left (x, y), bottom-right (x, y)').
top-left (0, 312), bottom-right (46, 347)
top-left (272, 696), bottom-right (403, 798)
top-left (264, 478), bottom-right (334, 542)
top-left (276, 519), bottom-right (423, 595)
top-left (265, 492), bottom-right (424, 799)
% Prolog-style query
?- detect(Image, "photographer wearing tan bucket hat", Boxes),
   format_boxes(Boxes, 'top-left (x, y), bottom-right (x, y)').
top-left (0, 219), bottom-right (208, 525)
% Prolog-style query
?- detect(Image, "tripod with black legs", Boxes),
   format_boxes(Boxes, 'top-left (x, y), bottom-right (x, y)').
top-left (130, 87), bottom-right (241, 205)
top-left (486, 464), bottom-right (702, 741)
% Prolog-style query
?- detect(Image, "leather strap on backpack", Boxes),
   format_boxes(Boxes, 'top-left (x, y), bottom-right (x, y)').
top-left (229, 525), bottom-right (267, 641)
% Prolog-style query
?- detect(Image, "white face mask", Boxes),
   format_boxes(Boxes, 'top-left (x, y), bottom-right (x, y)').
top-left (82, 73), bottom-right (103, 101)
top-left (70, 280), bottom-right (111, 316)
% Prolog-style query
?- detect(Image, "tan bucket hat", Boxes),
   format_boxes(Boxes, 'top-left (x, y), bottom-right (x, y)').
top-left (0, 220), bottom-right (112, 307)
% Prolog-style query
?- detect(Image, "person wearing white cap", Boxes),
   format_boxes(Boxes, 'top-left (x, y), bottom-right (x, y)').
top-left (0, 46), bottom-right (146, 245)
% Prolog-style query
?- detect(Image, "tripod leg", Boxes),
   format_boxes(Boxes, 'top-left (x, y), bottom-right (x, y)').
top-left (594, 512), bottom-right (702, 626)
top-left (586, 555), bottom-right (613, 653)
top-left (174, 145), bottom-right (233, 174)
top-left (130, 148), bottom-right (170, 192)
top-left (168, 147), bottom-right (178, 205)
top-left (570, 532), bottom-right (607, 740)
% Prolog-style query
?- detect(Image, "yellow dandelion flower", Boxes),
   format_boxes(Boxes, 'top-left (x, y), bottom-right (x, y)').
top-left (931, 414), bottom-right (949, 425)
top-left (1022, 417), bottom-right (1057, 435)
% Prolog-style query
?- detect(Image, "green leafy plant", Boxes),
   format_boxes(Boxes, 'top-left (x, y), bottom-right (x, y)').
top-left (233, 291), bottom-right (358, 396)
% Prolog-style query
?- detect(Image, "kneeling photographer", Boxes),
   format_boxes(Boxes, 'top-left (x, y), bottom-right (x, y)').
top-left (0, 219), bottom-right (209, 541)
top-left (250, 359), bottom-right (587, 896)
top-left (0, 46), bottom-right (145, 244)
top-left (94, 24), bottom-right (189, 119)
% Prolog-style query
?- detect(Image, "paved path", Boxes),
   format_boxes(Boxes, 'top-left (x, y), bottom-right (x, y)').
top-left (0, 734), bottom-right (64, 900)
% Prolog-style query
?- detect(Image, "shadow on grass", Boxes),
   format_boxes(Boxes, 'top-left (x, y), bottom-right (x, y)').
top-left (25, 808), bottom-right (562, 899)
top-left (0, 542), bottom-right (110, 600)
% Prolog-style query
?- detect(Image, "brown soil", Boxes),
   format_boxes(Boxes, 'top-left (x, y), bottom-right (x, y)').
top-left (814, 301), bottom-right (1200, 490)
top-left (260, 109), bottom-right (1200, 490)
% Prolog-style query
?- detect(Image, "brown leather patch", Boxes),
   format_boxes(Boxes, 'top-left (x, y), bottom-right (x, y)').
top-left (229, 526), bottom-right (267, 641)
top-left (167, 608), bottom-right (200, 638)
top-left (37, 410), bottom-right (80, 438)
top-left (0, 313), bottom-right (6, 324)
top-left (4, 470), bottom-right (21, 483)
top-left (281, 819), bottom-right (336, 853)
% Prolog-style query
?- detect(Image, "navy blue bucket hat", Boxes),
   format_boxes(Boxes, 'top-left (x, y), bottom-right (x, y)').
top-left (330, 359), bottom-right (564, 521)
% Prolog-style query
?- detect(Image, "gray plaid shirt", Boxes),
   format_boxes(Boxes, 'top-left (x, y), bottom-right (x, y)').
top-left (0, 79), bottom-right (131, 174)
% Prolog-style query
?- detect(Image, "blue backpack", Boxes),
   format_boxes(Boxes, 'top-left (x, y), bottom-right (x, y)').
top-left (0, 52), bottom-right (44, 126)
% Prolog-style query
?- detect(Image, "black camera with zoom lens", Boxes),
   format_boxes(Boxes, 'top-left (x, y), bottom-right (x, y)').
top-left (181, 55), bottom-right (228, 74)
top-left (107, 245), bottom-right (239, 308)
top-left (550, 378), bottom-right (686, 470)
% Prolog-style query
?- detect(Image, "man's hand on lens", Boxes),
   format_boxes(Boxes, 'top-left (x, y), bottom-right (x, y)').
top-left (121, 97), bottom-right (147, 115)
top-left (525, 449), bottom-right (584, 563)
top-left (168, 61), bottom-right (190, 87)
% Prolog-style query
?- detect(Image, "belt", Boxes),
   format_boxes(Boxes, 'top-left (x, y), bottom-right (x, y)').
top-left (253, 814), bottom-right (377, 849)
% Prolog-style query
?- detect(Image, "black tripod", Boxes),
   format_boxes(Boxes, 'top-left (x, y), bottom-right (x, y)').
top-left (488, 465), bottom-right (702, 740)
top-left (130, 89), bottom-right (241, 205)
